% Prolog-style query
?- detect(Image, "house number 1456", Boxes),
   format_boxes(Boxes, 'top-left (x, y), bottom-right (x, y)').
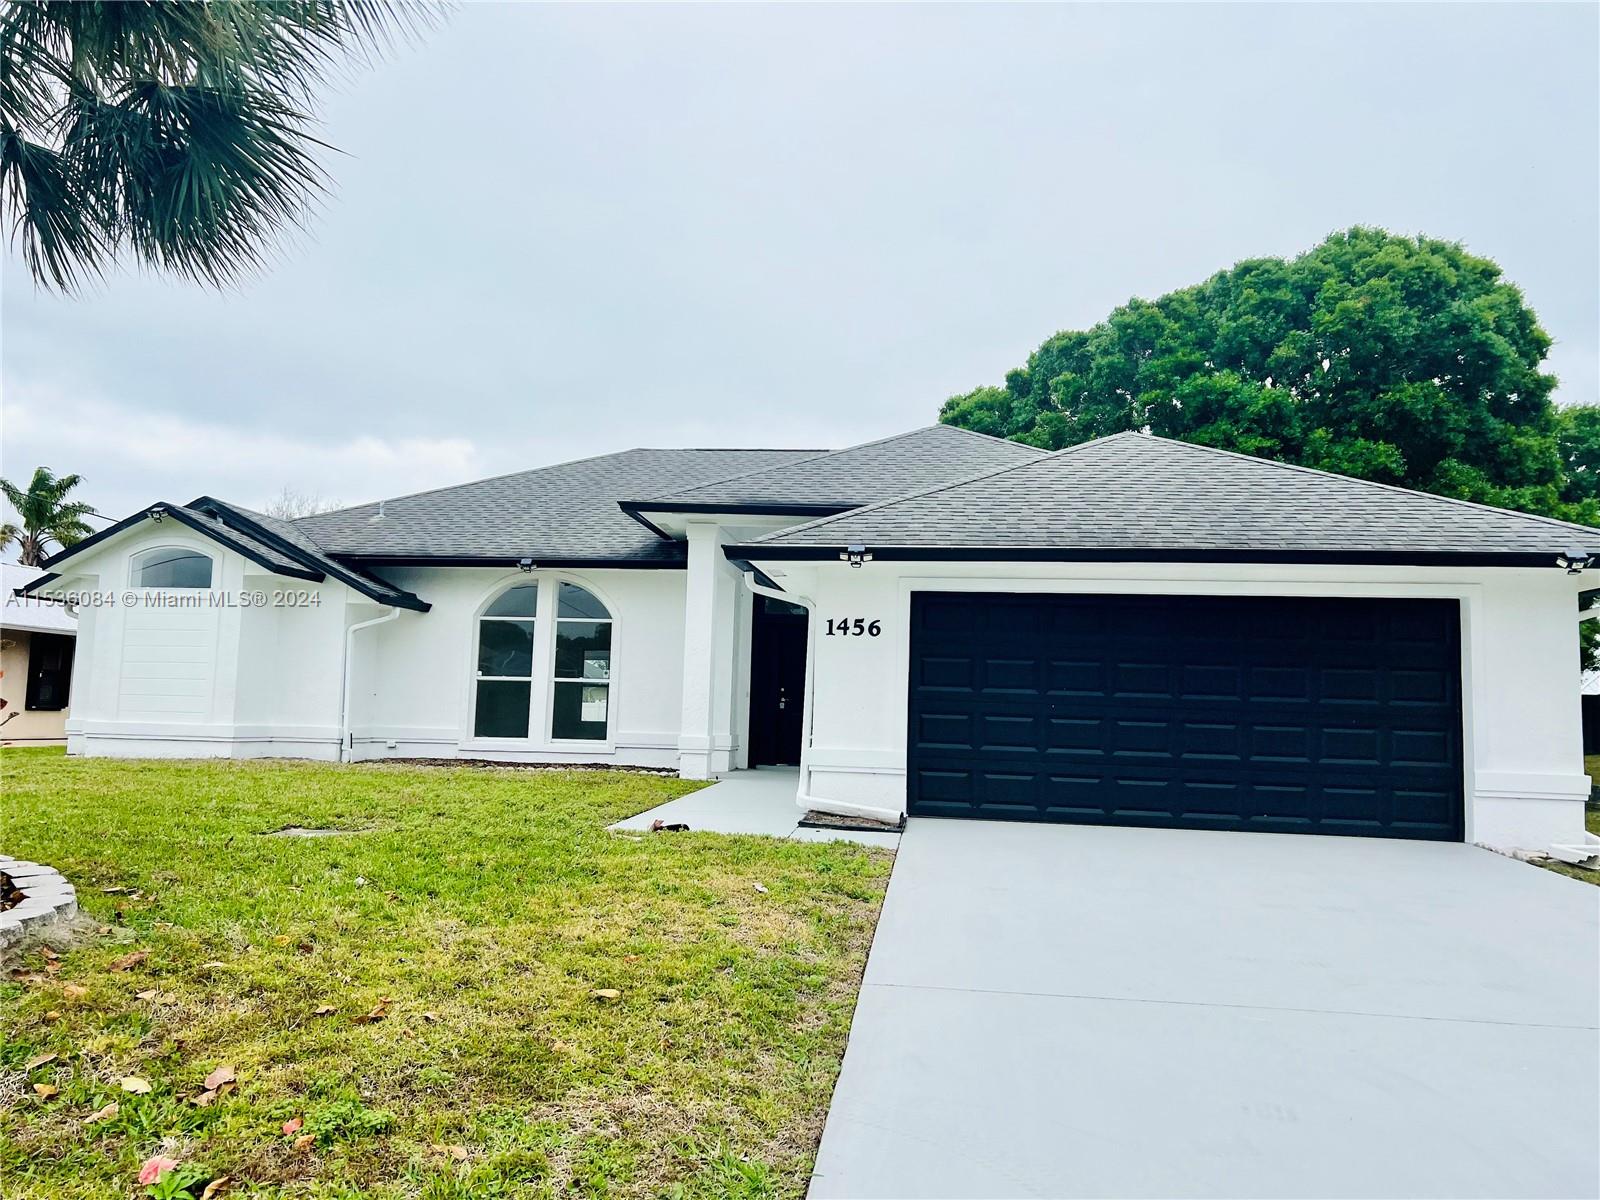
top-left (826, 618), bottom-right (881, 637)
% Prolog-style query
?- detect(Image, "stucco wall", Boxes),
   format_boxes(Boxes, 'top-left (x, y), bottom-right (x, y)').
top-left (347, 566), bottom-right (691, 767)
top-left (57, 525), bottom-right (353, 759)
top-left (0, 629), bottom-right (68, 744)
top-left (773, 559), bottom-right (1590, 852)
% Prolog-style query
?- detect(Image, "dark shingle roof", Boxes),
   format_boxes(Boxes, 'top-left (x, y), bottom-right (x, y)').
top-left (191, 499), bottom-right (425, 609)
top-left (294, 448), bottom-right (822, 563)
top-left (738, 432), bottom-right (1600, 564)
top-left (633, 425), bottom-right (1045, 510)
top-left (37, 499), bottom-right (430, 609)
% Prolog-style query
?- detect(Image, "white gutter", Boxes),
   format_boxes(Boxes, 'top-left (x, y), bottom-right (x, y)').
top-left (338, 607), bottom-right (401, 763)
top-left (741, 572), bottom-right (830, 817)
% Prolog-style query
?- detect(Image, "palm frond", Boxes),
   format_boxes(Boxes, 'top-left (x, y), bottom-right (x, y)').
top-left (0, 0), bottom-right (440, 291)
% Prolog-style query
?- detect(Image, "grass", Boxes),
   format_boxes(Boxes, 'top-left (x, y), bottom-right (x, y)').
top-left (0, 749), bottom-right (894, 1200)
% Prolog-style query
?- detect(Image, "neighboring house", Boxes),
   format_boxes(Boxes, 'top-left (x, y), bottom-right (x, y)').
top-left (1, 562), bottom-right (77, 745)
top-left (19, 425), bottom-right (1600, 854)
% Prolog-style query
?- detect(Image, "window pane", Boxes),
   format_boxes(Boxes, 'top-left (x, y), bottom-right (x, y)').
top-left (553, 682), bottom-right (608, 740)
top-left (478, 619), bottom-right (534, 677)
top-left (485, 584), bottom-right (537, 617)
top-left (555, 620), bottom-right (611, 679)
top-left (558, 583), bottom-right (610, 620)
top-left (475, 680), bottom-right (531, 737)
top-left (136, 549), bottom-right (212, 589)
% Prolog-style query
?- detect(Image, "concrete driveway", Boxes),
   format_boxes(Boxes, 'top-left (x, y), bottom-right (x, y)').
top-left (810, 820), bottom-right (1600, 1199)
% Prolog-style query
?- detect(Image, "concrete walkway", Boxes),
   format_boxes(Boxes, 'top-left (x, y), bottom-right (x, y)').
top-left (611, 769), bottom-right (901, 849)
top-left (811, 820), bottom-right (1600, 1199)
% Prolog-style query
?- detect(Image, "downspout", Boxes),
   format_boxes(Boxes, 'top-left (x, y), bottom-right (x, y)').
top-left (338, 607), bottom-right (401, 763)
top-left (741, 572), bottom-right (824, 815)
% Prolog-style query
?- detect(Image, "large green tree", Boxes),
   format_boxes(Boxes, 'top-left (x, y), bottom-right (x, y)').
top-left (942, 228), bottom-right (1596, 524)
top-left (0, 1), bottom-right (423, 291)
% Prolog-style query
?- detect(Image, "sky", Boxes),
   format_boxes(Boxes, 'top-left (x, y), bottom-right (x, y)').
top-left (2, 2), bottom-right (1597, 526)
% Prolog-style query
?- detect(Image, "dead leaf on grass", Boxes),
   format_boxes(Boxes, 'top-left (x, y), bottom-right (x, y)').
top-left (43, 959), bottom-right (62, 974)
top-left (752, 882), bottom-right (769, 894)
top-left (310, 1005), bottom-right (336, 1017)
top-left (200, 1176), bottom-right (231, 1200)
top-left (108, 951), bottom-right (149, 972)
top-left (352, 998), bottom-right (390, 1024)
top-left (292, 1134), bottom-right (315, 1152)
top-left (85, 1102), bottom-right (119, 1124)
top-left (120, 1076), bottom-right (152, 1094)
top-left (190, 1089), bottom-right (217, 1107)
top-left (272, 935), bottom-right (292, 945)
top-left (421, 1011), bottom-right (439, 1023)
top-left (24, 1052), bottom-right (58, 1070)
top-left (202, 1065), bottom-right (235, 1090)
top-left (590, 988), bottom-right (621, 1002)
top-left (33, 1083), bottom-right (59, 1099)
top-left (62, 984), bottom-right (88, 1000)
top-left (135, 989), bottom-right (158, 1001)
top-left (430, 1144), bottom-right (469, 1162)
top-left (39, 946), bottom-right (60, 961)
top-left (42, 1010), bottom-right (62, 1023)
top-left (282, 1117), bottom-right (303, 1135)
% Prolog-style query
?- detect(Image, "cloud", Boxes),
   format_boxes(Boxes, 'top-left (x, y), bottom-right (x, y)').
top-left (1, 376), bottom-right (490, 521)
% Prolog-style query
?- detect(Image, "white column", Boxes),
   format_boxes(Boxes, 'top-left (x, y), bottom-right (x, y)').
top-left (679, 521), bottom-right (740, 778)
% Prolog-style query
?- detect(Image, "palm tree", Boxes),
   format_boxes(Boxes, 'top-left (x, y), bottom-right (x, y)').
top-left (0, 467), bottom-right (96, 566)
top-left (0, 2), bottom-right (426, 291)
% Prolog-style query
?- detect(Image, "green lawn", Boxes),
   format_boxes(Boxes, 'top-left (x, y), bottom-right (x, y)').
top-left (0, 749), bottom-right (893, 1200)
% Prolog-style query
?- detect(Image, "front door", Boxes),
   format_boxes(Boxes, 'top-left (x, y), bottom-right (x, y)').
top-left (749, 597), bottom-right (808, 766)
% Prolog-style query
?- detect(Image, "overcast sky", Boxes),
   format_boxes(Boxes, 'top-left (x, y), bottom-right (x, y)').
top-left (3, 2), bottom-right (1597, 525)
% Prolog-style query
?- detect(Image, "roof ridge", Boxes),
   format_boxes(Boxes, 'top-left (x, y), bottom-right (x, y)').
top-left (934, 422), bottom-right (1052, 454)
top-left (644, 424), bottom-right (1043, 505)
top-left (1140, 435), bottom-right (1600, 538)
top-left (635, 447), bottom-right (846, 504)
top-left (641, 426), bottom-right (954, 503)
top-left (292, 447), bottom-right (714, 526)
top-left (751, 434), bottom-right (1109, 544)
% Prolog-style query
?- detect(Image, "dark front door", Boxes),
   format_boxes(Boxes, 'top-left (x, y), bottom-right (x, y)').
top-left (907, 592), bottom-right (1464, 840)
top-left (749, 597), bottom-right (809, 766)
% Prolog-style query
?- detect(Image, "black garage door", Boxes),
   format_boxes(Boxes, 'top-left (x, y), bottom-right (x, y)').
top-left (907, 593), bottom-right (1463, 841)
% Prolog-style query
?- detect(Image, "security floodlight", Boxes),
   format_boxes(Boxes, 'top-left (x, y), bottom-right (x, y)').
top-left (839, 544), bottom-right (873, 568)
top-left (518, 557), bottom-right (535, 573)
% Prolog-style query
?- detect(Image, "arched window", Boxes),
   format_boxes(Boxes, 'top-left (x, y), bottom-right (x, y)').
top-left (132, 547), bottom-right (213, 589)
top-left (473, 583), bottom-right (536, 738)
top-left (552, 582), bottom-right (611, 740)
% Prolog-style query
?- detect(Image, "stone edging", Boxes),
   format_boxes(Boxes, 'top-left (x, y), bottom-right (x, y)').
top-left (0, 854), bottom-right (78, 953)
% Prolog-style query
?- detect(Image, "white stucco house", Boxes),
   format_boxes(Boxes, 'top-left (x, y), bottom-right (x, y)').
top-left (19, 424), bottom-right (1600, 856)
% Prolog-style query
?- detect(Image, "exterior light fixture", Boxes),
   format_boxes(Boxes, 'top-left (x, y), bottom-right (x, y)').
top-left (148, 505), bottom-right (165, 524)
top-left (839, 544), bottom-right (873, 568)
top-left (518, 557), bottom-right (535, 573)
top-left (1556, 550), bottom-right (1595, 575)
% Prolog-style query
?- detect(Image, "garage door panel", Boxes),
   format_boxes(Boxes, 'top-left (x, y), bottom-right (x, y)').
top-left (908, 593), bottom-right (1463, 841)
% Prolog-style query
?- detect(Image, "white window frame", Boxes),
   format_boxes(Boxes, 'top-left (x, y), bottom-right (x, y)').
top-left (129, 544), bottom-right (216, 590)
top-left (464, 573), bottom-right (619, 750)
top-left (547, 580), bottom-right (614, 745)
top-left (470, 580), bottom-right (539, 740)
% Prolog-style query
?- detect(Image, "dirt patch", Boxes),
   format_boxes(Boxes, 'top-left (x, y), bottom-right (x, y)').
top-left (372, 758), bottom-right (679, 776)
top-left (260, 826), bottom-right (371, 838)
top-left (799, 811), bottom-right (904, 832)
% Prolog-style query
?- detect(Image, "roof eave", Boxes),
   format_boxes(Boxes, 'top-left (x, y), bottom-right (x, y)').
top-left (618, 500), bottom-right (853, 540)
top-left (330, 554), bottom-right (688, 570)
top-left (722, 544), bottom-right (1577, 569)
top-left (40, 504), bottom-right (325, 583)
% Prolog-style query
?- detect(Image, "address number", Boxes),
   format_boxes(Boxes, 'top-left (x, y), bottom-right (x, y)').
top-left (826, 618), bottom-right (881, 637)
